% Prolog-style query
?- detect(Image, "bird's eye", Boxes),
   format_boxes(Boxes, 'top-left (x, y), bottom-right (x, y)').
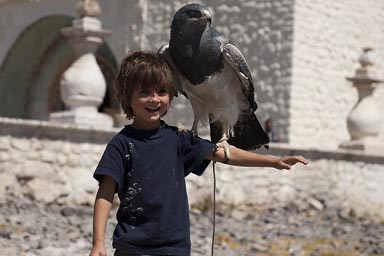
top-left (186, 10), bottom-right (202, 18)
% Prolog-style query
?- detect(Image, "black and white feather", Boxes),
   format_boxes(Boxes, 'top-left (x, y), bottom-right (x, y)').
top-left (159, 3), bottom-right (269, 150)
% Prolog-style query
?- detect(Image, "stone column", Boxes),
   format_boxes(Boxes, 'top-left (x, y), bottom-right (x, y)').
top-left (340, 48), bottom-right (383, 153)
top-left (49, 0), bottom-right (113, 128)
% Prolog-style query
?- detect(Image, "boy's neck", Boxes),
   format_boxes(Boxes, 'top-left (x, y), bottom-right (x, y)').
top-left (131, 120), bottom-right (162, 130)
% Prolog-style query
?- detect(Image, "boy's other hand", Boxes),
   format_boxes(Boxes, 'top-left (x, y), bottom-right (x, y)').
top-left (89, 244), bottom-right (107, 256)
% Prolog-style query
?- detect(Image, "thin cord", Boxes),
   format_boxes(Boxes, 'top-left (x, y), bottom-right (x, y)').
top-left (211, 162), bottom-right (216, 256)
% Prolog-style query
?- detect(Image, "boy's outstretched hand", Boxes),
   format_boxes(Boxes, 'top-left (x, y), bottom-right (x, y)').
top-left (274, 155), bottom-right (308, 170)
top-left (208, 146), bottom-right (308, 170)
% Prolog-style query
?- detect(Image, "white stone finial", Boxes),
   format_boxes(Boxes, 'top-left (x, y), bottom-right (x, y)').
top-left (340, 48), bottom-right (383, 153)
top-left (350, 47), bottom-right (380, 82)
top-left (75, 0), bottom-right (102, 18)
top-left (49, 1), bottom-right (113, 128)
top-left (358, 47), bottom-right (373, 67)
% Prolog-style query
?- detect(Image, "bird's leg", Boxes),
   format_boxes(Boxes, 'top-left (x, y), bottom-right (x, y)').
top-left (217, 127), bottom-right (228, 144)
top-left (191, 115), bottom-right (199, 143)
top-left (215, 123), bottom-right (231, 164)
top-left (208, 115), bottom-right (231, 163)
top-left (191, 116), bottom-right (199, 137)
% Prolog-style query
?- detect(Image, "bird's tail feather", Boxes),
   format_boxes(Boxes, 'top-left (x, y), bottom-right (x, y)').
top-left (228, 112), bottom-right (269, 150)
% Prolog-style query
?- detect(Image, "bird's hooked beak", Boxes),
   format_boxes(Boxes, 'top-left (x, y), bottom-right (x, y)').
top-left (203, 9), bottom-right (212, 23)
top-left (192, 9), bottom-right (212, 25)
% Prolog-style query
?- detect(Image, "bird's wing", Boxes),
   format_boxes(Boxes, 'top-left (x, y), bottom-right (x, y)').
top-left (158, 44), bottom-right (184, 97)
top-left (222, 43), bottom-right (258, 111)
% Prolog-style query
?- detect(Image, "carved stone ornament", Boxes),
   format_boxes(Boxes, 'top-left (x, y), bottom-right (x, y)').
top-left (340, 48), bottom-right (383, 154)
top-left (75, 0), bottom-right (102, 18)
top-left (49, 1), bottom-right (113, 128)
top-left (345, 48), bottom-right (382, 140)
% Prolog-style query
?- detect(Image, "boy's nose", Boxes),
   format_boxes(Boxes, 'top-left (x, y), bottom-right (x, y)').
top-left (149, 93), bottom-right (160, 101)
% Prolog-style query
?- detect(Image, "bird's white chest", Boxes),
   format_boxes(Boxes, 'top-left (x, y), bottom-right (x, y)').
top-left (181, 62), bottom-right (240, 102)
top-left (178, 61), bottom-right (248, 125)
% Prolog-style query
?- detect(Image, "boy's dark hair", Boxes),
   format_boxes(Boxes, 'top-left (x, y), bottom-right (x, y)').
top-left (116, 51), bottom-right (174, 119)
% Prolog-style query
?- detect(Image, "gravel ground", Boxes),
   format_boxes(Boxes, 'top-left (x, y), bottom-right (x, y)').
top-left (1, 196), bottom-right (384, 256)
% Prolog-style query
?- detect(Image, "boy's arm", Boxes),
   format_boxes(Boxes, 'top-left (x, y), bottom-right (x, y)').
top-left (90, 176), bottom-right (116, 256)
top-left (206, 146), bottom-right (308, 170)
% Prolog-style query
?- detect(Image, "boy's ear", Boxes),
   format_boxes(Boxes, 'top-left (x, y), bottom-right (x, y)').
top-left (126, 105), bottom-right (135, 119)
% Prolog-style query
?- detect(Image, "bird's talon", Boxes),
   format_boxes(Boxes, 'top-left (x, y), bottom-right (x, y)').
top-left (216, 141), bottom-right (231, 164)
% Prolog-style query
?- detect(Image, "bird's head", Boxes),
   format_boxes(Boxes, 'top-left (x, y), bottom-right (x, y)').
top-left (171, 3), bottom-right (212, 34)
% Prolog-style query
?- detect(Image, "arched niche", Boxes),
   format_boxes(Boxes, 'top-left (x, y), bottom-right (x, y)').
top-left (0, 15), bottom-right (119, 121)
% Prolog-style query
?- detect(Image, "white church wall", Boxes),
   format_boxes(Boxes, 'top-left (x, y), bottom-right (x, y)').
top-left (1, 0), bottom-right (384, 147)
top-left (1, 0), bottom-right (384, 222)
top-left (290, 0), bottom-right (384, 149)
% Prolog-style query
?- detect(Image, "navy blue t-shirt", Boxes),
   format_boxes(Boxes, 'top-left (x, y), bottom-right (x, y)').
top-left (94, 121), bottom-right (216, 255)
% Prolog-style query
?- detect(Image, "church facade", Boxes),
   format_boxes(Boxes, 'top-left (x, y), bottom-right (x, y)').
top-left (1, 0), bottom-right (383, 148)
top-left (1, 0), bottom-right (384, 220)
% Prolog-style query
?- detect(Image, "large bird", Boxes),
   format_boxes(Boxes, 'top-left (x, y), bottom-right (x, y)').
top-left (159, 3), bottom-right (269, 150)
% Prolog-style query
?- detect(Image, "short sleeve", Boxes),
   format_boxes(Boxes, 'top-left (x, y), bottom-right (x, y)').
top-left (179, 131), bottom-right (216, 176)
top-left (94, 141), bottom-right (127, 193)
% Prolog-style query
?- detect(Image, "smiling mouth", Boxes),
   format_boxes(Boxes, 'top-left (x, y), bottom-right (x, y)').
top-left (146, 106), bottom-right (161, 112)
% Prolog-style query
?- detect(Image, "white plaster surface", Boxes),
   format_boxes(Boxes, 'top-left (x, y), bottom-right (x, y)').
top-left (290, 0), bottom-right (384, 149)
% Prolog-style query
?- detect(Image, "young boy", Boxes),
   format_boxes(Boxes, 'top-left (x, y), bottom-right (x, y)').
top-left (89, 51), bottom-right (308, 256)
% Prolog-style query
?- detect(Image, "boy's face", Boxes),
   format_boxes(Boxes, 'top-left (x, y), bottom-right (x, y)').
top-left (130, 86), bottom-right (170, 130)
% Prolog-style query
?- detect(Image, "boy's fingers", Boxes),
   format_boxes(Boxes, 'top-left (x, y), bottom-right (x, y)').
top-left (297, 155), bottom-right (309, 165)
top-left (282, 156), bottom-right (308, 167)
top-left (279, 161), bottom-right (291, 170)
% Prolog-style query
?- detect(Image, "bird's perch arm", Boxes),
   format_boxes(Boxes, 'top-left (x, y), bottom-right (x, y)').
top-left (206, 146), bottom-right (308, 170)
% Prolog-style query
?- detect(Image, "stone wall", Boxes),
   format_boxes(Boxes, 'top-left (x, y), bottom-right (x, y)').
top-left (188, 145), bottom-right (384, 221)
top-left (0, 118), bottom-right (115, 205)
top-left (1, 118), bottom-right (383, 222)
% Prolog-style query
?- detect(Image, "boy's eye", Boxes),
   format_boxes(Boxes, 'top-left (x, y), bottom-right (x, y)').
top-left (158, 88), bottom-right (168, 94)
top-left (137, 87), bottom-right (169, 96)
top-left (138, 89), bottom-right (151, 95)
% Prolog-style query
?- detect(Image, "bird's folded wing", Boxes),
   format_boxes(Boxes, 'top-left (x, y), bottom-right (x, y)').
top-left (158, 44), bottom-right (185, 97)
top-left (222, 43), bottom-right (258, 111)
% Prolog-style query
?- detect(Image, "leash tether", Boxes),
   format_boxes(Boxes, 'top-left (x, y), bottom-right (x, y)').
top-left (211, 143), bottom-right (230, 256)
top-left (211, 161), bottom-right (216, 256)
